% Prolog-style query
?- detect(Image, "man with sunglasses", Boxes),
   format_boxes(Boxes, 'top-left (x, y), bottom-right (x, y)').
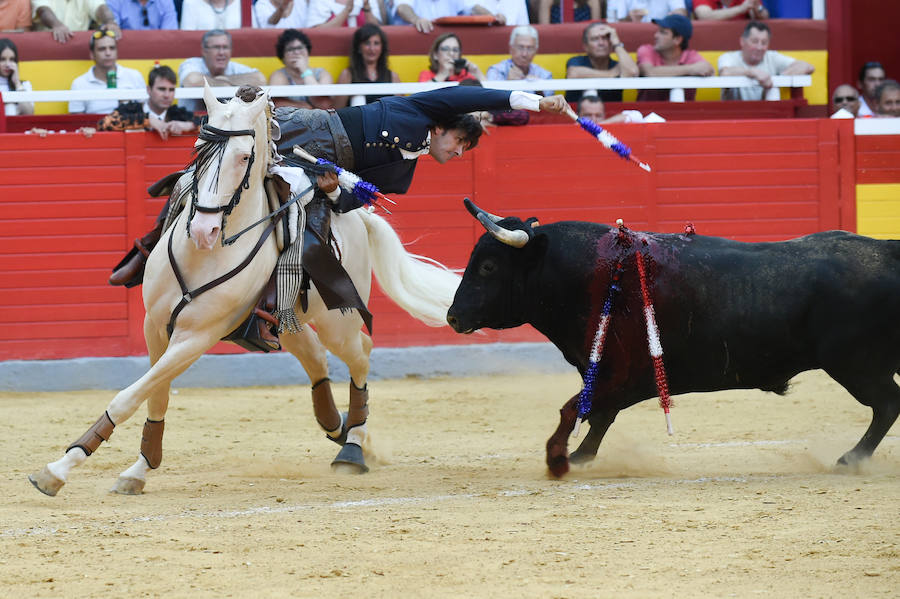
top-left (830, 84), bottom-right (860, 118)
top-left (69, 28), bottom-right (146, 114)
top-left (857, 61), bottom-right (886, 118)
top-left (106, 0), bottom-right (178, 30)
top-left (33, 0), bottom-right (122, 44)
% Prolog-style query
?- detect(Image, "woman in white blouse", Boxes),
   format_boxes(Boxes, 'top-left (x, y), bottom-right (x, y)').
top-left (0, 39), bottom-right (33, 116)
top-left (307, 0), bottom-right (385, 27)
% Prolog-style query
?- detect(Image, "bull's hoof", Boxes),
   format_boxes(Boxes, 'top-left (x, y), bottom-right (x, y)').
top-left (110, 477), bottom-right (145, 495)
top-left (325, 412), bottom-right (349, 446)
top-left (331, 443), bottom-right (369, 474)
top-left (569, 449), bottom-right (596, 465)
top-left (29, 466), bottom-right (65, 497)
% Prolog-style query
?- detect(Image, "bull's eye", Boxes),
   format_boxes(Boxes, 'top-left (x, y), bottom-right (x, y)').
top-left (478, 259), bottom-right (496, 277)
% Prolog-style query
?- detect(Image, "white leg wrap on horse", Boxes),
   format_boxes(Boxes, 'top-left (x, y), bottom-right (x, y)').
top-left (48, 448), bottom-right (87, 482)
top-left (346, 423), bottom-right (366, 447)
top-left (120, 458), bottom-right (151, 482)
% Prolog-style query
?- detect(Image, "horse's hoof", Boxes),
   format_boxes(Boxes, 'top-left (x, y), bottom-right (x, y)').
top-left (331, 443), bottom-right (369, 474)
top-left (110, 477), bottom-right (145, 495)
top-left (325, 412), bottom-right (349, 446)
top-left (569, 449), bottom-right (596, 465)
top-left (29, 466), bottom-right (65, 497)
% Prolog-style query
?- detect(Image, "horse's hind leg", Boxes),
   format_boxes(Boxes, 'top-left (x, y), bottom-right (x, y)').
top-left (319, 321), bottom-right (373, 474)
top-left (826, 370), bottom-right (900, 466)
top-left (280, 326), bottom-right (345, 441)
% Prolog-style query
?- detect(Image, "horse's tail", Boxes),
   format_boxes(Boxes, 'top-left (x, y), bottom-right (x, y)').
top-left (359, 209), bottom-right (461, 327)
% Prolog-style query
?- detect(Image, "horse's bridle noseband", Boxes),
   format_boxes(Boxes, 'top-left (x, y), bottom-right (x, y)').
top-left (188, 124), bottom-right (257, 244)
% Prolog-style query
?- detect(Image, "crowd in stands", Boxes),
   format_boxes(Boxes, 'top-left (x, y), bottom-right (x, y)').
top-left (0, 1), bottom-right (896, 128)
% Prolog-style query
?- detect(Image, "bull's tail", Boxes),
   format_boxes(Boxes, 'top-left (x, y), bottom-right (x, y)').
top-left (358, 209), bottom-right (461, 327)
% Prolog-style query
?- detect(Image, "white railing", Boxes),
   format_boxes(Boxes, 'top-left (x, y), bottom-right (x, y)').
top-left (2, 75), bottom-right (812, 106)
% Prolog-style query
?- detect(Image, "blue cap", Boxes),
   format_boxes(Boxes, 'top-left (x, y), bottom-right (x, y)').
top-left (652, 14), bottom-right (693, 42)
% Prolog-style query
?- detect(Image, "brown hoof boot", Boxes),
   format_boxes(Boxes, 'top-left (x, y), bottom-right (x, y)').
top-left (111, 477), bottom-right (146, 495)
top-left (29, 466), bottom-right (65, 497)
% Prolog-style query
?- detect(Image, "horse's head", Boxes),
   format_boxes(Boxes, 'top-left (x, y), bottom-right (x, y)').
top-left (187, 82), bottom-right (273, 250)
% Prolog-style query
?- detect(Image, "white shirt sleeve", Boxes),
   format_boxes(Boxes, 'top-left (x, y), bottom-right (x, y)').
top-left (509, 90), bottom-right (541, 111)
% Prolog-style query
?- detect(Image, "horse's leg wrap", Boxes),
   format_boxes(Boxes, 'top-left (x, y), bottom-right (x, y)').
top-left (311, 378), bottom-right (341, 433)
top-left (67, 411), bottom-right (115, 457)
top-left (348, 382), bottom-right (369, 429)
top-left (140, 419), bottom-right (165, 469)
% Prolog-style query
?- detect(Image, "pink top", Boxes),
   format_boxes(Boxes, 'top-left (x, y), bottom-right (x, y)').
top-left (636, 44), bottom-right (707, 101)
top-left (693, 0), bottom-right (765, 19)
top-left (418, 69), bottom-right (476, 83)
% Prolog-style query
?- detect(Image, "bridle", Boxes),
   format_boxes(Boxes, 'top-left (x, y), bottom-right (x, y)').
top-left (188, 124), bottom-right (256, 245)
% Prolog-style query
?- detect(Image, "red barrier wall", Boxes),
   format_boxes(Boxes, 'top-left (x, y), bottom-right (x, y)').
top-left (0, 119), bottom-right (854, 361)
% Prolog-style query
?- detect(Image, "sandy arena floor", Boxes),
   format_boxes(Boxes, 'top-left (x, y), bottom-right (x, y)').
top-left (1, 370), bottom-right (898, 598)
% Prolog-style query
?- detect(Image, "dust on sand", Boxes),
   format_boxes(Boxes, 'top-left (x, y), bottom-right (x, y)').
top-left (1, 371), bottom-right (898, 598)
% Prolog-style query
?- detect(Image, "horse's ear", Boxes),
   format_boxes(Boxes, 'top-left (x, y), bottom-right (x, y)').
top-left (202, 81), bottom-right (219, 115)
top-left (247, 89), bottom-right (268, 116)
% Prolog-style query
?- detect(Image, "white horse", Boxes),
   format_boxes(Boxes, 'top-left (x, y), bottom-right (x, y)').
top-left (29, 85), bottom-right (460, 496)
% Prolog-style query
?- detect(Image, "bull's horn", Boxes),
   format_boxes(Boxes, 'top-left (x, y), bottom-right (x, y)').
top-left (464, 197), bottom-right (503, 223)
top-left (476, 213), bottom-right (529, 248)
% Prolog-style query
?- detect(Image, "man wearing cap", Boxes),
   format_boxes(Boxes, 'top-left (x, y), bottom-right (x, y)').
top-left (636, 13), bottom-right (713, 101)
top-left (717, 21), bottom-right (813, 101)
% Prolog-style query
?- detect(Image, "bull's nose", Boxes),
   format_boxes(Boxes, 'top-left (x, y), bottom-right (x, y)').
top-left (446, 313), bottom-right (460, 331)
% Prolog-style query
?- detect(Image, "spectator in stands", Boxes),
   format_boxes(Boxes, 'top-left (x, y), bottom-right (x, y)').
top-left (565, 23), bottom-right (638, 105)
top-left (0, 0), bottom-right (32, 31)
top-left (180, 0), bottom-right (249, 30)
top-left (254, 0), bottom-right (306, 28)
top-left (875, 79), bottom-right (900, 118)
top-left (0, 38), bottom-right (33, 115)
top-left (179, 29), bottom-right (266, 111)
top-left (857, 61), bottom-right (886, 118)
top-left (307, 0), bottom-right (385, 27)
top-left (830, 84), bottom-right (860, 118)
top-left (94, 64), bottom-right (198, 138)
top-left (607, 0), bottom-right (687, 22)
top-left (69, 28), bottom-right (146, 114)
top-left (395, 0), bottom-right (463, 33)
top-left (33, 0), bottom-right (122, 44)
top-left (636, 14), bottom-right (713, 101)
top-left (418, 32), bottom-right (484, 83)
top-left (335, 24), bottom-right (401, 108)
top-left (107, 0), bottom-right (179, 29)
top-left (465, 0), bottom-right (529, 26)
top-left (577, 94), bottom-right (662, 124)
top-left (693, 0), bottom-right (768, 20)
top-left (717, 21), bottom-right (814, 101)
top-left (537, 0), bottom-right (600, 24)
top-left (269, 28), bottom-right (334, 110)
top-left (486, 26), bottom-right (553, 97)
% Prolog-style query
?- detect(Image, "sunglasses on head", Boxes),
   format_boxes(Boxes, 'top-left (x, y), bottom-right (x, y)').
top-left (92, 29), bottom-right (116, 40)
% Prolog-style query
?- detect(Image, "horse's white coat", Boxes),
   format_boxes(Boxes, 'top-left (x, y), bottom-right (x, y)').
top-left (36, 84), bottom-right (461, 494)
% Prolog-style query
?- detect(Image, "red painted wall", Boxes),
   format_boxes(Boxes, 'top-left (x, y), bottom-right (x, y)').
top-left (0, 119), bottom-right (854, 361)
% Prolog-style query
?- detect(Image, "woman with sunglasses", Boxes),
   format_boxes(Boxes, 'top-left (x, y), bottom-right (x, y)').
top-left (69, 28), bottom-right (146, 114)
top-left (334, 24), bottom-right (400, 108)
top-left (268, 29), bottom-right (334, 109)
top-left (106, 0), bottom-right (179, 30)
top-left (418, 32), bottom-right (484, 83)
top-left (0, 39), bottom-right (33, 116)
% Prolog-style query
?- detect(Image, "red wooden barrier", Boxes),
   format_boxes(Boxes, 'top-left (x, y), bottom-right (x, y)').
top-left (0, 119), bottom-right (854, 361)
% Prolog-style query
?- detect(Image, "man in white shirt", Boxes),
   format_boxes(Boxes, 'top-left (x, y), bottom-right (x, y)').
top-left (69, 28), bottom-right (145, 114)
top-left (179, 29), bottom-right (266, 111)
top-left (717, 20), bottom-right (814, 101)
top-left (607, 0), bottom-right (687, 23)
top-left (465, 0), bottom-right (528, 25)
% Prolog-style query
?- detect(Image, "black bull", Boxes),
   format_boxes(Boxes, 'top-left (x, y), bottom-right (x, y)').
top-left (447, 201), bottom-right (900, 477)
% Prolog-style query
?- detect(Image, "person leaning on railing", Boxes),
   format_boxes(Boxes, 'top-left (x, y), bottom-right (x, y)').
top-left (335, 23), bottom-right (401, 108)
top-left (636, 14), bottom-right (713, 101)
top-left (565, 22), bottom-right (638, 104)
top-left (269, 28), bottom-right (334, 109)
top-left (33, 0), bottom-right (122, 44)
top-left (418, 32), bottom-right (485, 83)
top-left (69, 27), bottom-right (145, 114)
top-left (106, 0), bottom-right (179, 29)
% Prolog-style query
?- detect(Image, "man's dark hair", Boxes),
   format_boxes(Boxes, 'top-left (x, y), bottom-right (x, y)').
top-left (88, 25), bottom-right (116, 51)
top-left (431, 113), bottom-right (483, 152)
top-left (582, 22), bottom-right (606, 44)
top-left (874, 79), bottom-right (900, 102)
top-left (742, 21), bottom-right (771, 38)
top-left (275, 28), bottom-right (312, 61)
top-left (858, 61), bottom-right (885, 83)
top-left (578, 95), bottom-right (603, 111)
top-left (148, 64), bottom-right (176, 87)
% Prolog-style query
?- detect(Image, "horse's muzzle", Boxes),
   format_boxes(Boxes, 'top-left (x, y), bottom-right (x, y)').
top-left (189, 211), bottom-right (222, 250)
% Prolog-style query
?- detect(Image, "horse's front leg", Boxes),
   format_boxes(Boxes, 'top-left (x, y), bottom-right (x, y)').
top-left (29, 329), bottom-right (217, 496)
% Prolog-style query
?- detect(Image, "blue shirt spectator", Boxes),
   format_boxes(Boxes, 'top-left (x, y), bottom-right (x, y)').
top-left (107, 0), bottom-right (179, 29)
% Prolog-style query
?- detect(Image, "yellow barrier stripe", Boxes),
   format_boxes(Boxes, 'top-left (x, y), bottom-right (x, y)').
top-left (857, 183), bottom-right (900, 239)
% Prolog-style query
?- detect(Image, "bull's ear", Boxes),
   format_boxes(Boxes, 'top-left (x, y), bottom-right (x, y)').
top-left (522, 230), bottom-right (548, 259)
top-left (525, 217), bottom-right (540, 228)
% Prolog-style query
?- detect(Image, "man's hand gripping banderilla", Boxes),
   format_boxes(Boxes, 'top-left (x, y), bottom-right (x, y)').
top-left (539, 95), bottom-right (575, 117)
